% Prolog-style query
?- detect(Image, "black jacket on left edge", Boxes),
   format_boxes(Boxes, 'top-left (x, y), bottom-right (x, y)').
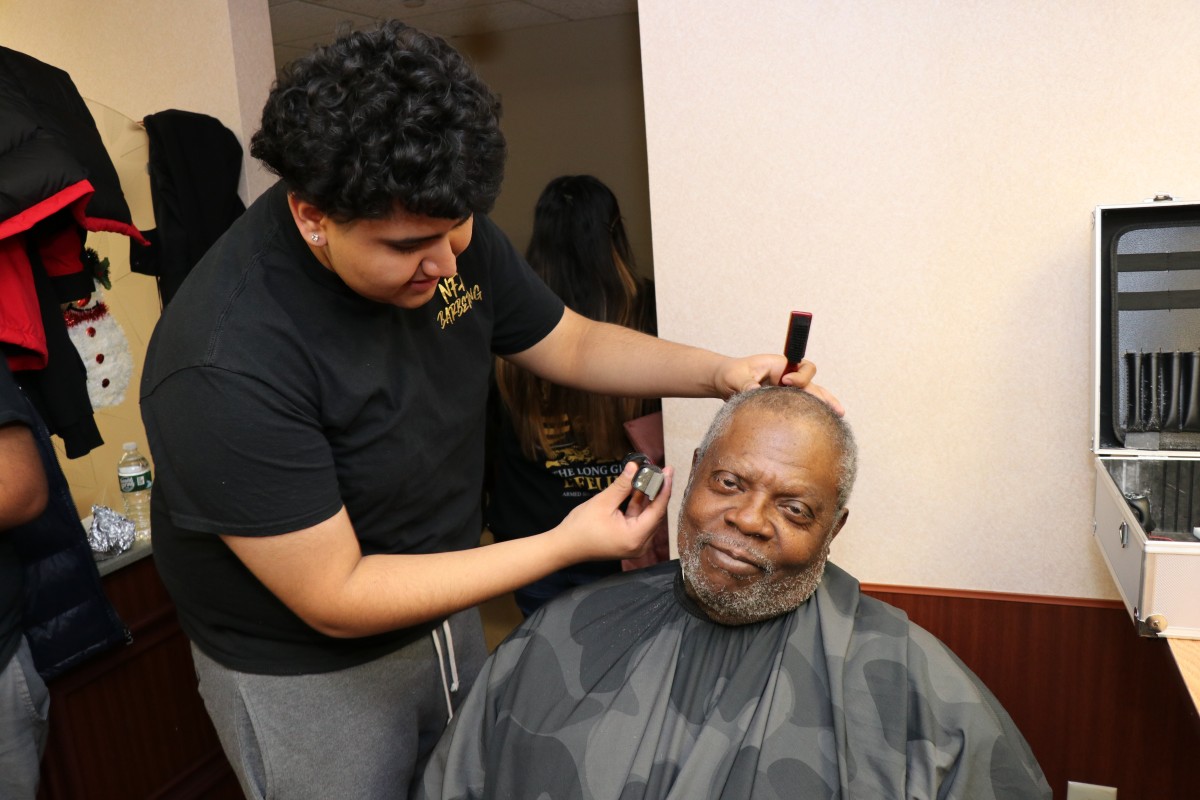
top-left (0, 44), bottom-right (147, 457)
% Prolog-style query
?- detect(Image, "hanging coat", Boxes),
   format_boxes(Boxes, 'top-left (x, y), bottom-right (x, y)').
top-left (0, 45), bottom-right (147, 457)
top-left (133, 109), bottom-right (244, 307)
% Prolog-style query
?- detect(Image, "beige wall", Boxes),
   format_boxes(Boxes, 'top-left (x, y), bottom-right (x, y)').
top-left (0, 0), bottom-right (275, 516)
top-left (640, 0), bottom-right (1200, 598)
top-left (0, 0), bottom-right (275, 201)
top-left (456, 15), bottom-right (653, 273)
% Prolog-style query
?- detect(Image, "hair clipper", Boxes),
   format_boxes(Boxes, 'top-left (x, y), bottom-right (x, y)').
top-left (622, 452), bottom-right (664, 501)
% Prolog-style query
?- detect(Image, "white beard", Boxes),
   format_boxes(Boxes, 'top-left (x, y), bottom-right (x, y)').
top-left (679, 530), bottom-right (832, 625)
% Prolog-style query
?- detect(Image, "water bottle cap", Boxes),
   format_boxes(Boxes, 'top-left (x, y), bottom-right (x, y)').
top-left (123, 442), bottom-right (137, 451)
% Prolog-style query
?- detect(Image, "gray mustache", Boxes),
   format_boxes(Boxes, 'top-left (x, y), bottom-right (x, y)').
top-left (694, 532), bottom-right (772, 573)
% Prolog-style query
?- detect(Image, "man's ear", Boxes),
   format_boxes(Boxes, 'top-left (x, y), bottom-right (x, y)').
top-left (830, 508), bottom-right (849, 541)
top-left (287, 193), bottom-right (329, 244)
top-left (691, 448), bottom-right (700, 469)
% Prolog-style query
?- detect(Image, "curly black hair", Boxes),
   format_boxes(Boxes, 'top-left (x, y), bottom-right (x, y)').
top-left (250, 20), bottom-right (506, 221)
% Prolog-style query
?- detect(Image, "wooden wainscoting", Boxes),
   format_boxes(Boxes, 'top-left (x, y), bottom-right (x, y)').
top-left (37, 555), bottom-right (241, 800)
top-left (861, 584), bottom-right (1200, 799)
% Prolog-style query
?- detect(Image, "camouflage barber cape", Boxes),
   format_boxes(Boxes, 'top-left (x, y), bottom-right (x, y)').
top-left (416, 561), bottom-right (1050, 800)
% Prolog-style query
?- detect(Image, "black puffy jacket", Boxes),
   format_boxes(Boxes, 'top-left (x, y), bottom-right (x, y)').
top-left (7, 375), bottom-right (128, 681)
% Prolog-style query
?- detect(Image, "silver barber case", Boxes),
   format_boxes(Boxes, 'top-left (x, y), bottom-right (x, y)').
top-left (1091, 196), bottom-right (1200, 639)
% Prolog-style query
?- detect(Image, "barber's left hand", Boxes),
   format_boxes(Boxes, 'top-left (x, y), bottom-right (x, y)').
top-left (714, 354), bottom-right (844, 416)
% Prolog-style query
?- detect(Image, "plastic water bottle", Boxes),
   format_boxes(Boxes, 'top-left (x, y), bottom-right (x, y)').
top-left (117, 441), bottom-right (152, 541)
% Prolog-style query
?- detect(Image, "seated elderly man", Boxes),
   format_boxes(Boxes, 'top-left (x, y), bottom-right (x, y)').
top-left (416, 387), bottom-right (1050, 799)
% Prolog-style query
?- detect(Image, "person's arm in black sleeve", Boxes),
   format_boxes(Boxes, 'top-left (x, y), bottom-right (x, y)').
top-left (0, 363), bottom-right (47, 530)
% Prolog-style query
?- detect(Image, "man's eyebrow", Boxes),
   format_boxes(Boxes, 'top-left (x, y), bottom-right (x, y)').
top-left (377, 216), bottom-right (471, 248)
top-left (715, 458), bottom-right (822, 500)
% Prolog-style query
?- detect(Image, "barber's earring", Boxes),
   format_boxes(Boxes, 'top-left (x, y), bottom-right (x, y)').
top-left (310, 233), bottom-right (321, 243)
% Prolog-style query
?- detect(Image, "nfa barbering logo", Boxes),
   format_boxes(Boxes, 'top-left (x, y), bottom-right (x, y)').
top-left (436, 274), bottom-right (483, 329)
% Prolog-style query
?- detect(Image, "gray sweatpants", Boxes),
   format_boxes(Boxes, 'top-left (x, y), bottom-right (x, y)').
top-left (192, 608), bottom-right (486, 800)
top-left (0, 637), bottom-right (50, 800)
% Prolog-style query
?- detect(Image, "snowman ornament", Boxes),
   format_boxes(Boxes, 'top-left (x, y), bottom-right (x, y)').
top-left (63, 284), bottom-right (133, 409)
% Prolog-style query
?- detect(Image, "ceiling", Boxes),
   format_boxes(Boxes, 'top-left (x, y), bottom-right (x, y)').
top-left (270, 0), bottom-right (638, 68)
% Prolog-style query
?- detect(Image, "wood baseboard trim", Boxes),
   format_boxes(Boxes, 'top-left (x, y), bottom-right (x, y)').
top-left (858, 582), bottom-right (1126, 610)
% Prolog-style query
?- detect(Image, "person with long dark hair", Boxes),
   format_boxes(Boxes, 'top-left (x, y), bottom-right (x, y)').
top-left (489, 175), bottom-right (661, 615)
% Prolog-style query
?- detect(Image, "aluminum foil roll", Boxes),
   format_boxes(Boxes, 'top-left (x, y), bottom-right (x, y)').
top-left (89, 504), bottom-right (135, 558)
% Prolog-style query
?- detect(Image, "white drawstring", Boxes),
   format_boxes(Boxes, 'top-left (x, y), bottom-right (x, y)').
top-left (442, 619), bottom-right (460, 691)
top-left (431, 619), bottom-right (460, 721)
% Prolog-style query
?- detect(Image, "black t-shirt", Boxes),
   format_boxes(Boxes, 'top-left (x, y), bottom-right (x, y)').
top-left (485, 280), bottom-right (660, 543)
top-left (487, 411), bottom-right (627, 543)
top-left (0, 358), bottom-right (35, 667)
top-left (486, 411), bottom-right (627, 580)
top-left (140, 181), bottom-right (564, 675)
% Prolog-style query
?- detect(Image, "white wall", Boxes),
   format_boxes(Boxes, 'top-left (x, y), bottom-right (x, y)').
top-left (640, 0), bottom-right (1200, 598)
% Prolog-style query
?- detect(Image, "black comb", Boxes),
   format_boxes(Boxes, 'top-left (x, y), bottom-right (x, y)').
top-left (782, 311), bottom-right (812, 377)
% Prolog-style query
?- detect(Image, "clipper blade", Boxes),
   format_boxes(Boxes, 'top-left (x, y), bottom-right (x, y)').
top-left (623, 452), bottom-right (664, 501)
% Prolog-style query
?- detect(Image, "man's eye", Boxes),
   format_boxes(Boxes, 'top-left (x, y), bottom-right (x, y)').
top-left (783, 504), bottom-right (812, 520)
top-left (713, 473), bottom-right (739, 491)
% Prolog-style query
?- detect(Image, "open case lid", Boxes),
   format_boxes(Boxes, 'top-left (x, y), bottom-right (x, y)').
top-left (1093, 197), bottom-right (1200, 459)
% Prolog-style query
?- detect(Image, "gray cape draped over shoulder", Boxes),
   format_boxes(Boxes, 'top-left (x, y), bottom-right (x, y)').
top-left (416, 561), bottom-right (1050, 799)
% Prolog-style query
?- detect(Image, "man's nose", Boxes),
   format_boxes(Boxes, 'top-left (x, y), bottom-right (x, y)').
top-left (724, 493), bottom-right (773, 539)
top-left (420, 240), bottom-right (458, 278)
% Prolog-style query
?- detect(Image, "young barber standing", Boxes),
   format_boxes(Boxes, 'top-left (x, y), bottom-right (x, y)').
top-left (140, 20), bottom-right (839, 799)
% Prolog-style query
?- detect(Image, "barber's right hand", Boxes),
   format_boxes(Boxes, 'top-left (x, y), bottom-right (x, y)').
top-left (553, 460), bottom-right (674, 562)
